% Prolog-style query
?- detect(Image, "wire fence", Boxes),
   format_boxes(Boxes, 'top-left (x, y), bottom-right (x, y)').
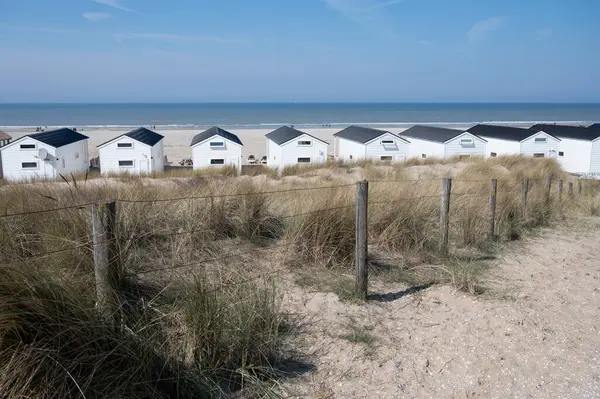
top-left (1, 175), bottom-right (591, 307)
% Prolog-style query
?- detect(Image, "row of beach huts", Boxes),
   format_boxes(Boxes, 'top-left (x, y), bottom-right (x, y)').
top-left (1, 123), bottom-right (600, 181)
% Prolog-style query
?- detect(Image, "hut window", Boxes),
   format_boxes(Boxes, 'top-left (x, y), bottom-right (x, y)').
top-left (460, 138), bottom-right (474, 147)
top-left (381, 140), bottom-right (395, 145)
top-left (20, 144), bottom-right (36, 150)
top-left (421, 154), bottom-right (427, 158)
top-left (117, 143), bottom-right (133, 148)
top-left (349, 155), bottom-right (353, 160)
top-left (490, 152), bottom-right (497, 157)
top-left (559, 151), bottom-right (564, 156)
top-left (298, 140), bottom-right (312, 146)
top-left (380, 156), bottom-right (393, 161)
top-left (297, 157), bottom-right (311, 163)
top-left (75, 152), bottom-right (79, 159)
top-left (210, 159), bottom-right (225, 165)
top-left (119, 160), bottom-right (134, 167)
top-left (534, 137), bottom-right (547, 143)
top-left (209, 142), bottom-right (224, 147)
top-left (533, 153), bottom-right (545, 158)
top-left (21, 162), bottom-right (38, 169)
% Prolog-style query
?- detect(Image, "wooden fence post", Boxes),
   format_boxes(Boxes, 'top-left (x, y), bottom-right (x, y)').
top-left (557, 180), bottom-right (563, 201)
top-left (439, 178), bottom-right (452, 253)
top-left (92, 201), bottom-right (120, 317)
top-left (521, 179), bottom-right (529, 220)
top-left (355, 180), bottom-right (368, 300)
top-left (489, 179), bottom-right (497, 239)
top-left (578, 181), bottom-right (583, 196)
top-left (545, 177), bottom-right (552, 204)
top-left (568, 182), bottom-right (573, 196)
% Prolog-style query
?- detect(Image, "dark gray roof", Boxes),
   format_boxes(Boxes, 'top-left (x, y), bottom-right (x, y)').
top-left (334, 125), bottom-right (407, 144)
top-left (98, 127), bottom-right (164, 147)
top-left (25, 128), bottom-right (88, 148)
top-left (0, 130), bottom-right (11, 141)
top-left (530, 124), bottom-right (599, 141)
top-left (190, 126), bottom-right (242, 146)
top-left (589, 123), bottom-right (600, 129)
top-left (468, 124), bottom-right (559, 142)
top-left (266, 126), bottom-right (327, 145)
top-left (125, 127), bottom-right (164, 146)
top-left (401, 125), bottom-right (480, 143)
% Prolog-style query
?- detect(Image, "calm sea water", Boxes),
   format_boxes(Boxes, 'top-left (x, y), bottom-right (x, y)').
top-left (1, 103), bottom-right (599, 128)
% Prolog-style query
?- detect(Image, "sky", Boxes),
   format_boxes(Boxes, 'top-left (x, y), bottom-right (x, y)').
top-left (1, 0), bottom-right (599, 103)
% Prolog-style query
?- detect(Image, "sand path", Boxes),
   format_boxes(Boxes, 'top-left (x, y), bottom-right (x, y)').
top-left (281, 219), bottom-right (600, 398)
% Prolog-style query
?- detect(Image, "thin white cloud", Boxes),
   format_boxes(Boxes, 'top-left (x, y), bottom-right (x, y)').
top-left (536, 27), bottom-right (553, 40)
top-left (323, 0), bottom-right (403, 22)
top-left (418, 40), bottom-right (431, 46)
top-left (112, 33), bottom-right (245, 44)
top-left (467, 16), bottom-right (506, 42)
top-left (322, 0), bottom-right (403, 38)
top-left (83, 12), bottom-right (112, 21)
top-left (94, 0), bottom-right (136, 13)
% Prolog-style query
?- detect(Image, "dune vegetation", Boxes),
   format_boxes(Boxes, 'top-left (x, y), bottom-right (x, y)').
top-left (0, 155), bottom-right (598, 397)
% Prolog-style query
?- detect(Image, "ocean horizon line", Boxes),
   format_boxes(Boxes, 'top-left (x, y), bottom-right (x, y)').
top-left (2, 101), bottom-right (600, 106)
top-left (1, 120), bottom-right (595, 130)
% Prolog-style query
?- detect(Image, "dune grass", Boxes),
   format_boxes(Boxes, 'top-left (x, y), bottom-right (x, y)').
top-left (0, 155), bottom-right (598, 396)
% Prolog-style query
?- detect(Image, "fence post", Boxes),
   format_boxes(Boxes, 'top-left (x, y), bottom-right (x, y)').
top-left (545, 177), bottom-right (552, 204)
top-left (557, 180), bottom-right (563, 201)
top-left (92, 201), bottom-right (120, 318)
top-left (439, 178), bottom-right (452, 253)
top-left (355, 180), bottom-right (368, 300)
top-left (578, 181), bottom-right (583, 196)
top-left (489, 179), bottom-right (497, 239)
top-left (521, 179), bottom-right (529, 220)
top-left (568, 182), bottom-right (573, 196)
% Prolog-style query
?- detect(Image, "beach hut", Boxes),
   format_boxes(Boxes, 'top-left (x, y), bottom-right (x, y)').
top-left (97, 127), bottom-right (164, 175)
top-left (530, 124), bottom-right (600, 175)
top-left (399, 125), bottom-right (486, 160)
top-left (0, 130), bottom-right (12, 178)
top-left (265, 126), bottom-right (328, 171)
top-left (190, 126), bottom-right (243, 174)
top-left (467, 124), bottom-right (560, 159)
top-left (0, 128), bottom-right (89, 182)
top-left (0, 130), bottom-right (11, 148)
top-left (333, 125), bottom-right (410, 162)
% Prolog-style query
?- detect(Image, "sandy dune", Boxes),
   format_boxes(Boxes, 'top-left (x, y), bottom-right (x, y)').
top-left (280, 220), bottom-right (600, 398)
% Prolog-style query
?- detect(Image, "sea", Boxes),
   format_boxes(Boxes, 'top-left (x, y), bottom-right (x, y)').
top-left (1, 103), bottom-right (599, 129)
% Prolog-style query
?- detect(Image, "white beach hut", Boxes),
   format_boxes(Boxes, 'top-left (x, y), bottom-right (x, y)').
top-left (97, 127), bottom-right (165, 175)
top-left (530, 124), bottom-right (600, 175)
top-left (0, 128), bottom-right (89, 182)
top-left (467, 124), bottom-right (560, 159)
top-left (333, 125), bottom-right (410, 162)
top-left (265, 126), bottom-right (328, 171)
top-left (190, 126), bottom-right (243, 174)
top-left (399, 125), bottom-right (487, 159)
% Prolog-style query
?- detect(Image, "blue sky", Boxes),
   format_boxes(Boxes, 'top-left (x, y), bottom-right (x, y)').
top-left (1, 0), bottom-right (599, 103)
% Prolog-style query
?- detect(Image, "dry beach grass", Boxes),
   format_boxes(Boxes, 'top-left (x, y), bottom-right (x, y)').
top-left (0, 155), bottom-right (599, 397)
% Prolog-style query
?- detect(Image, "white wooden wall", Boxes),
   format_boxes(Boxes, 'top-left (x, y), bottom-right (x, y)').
top-left (0, 137), bottom-right (88, 181)
top-left (556, 138), bottom-right (591, 174)
top-left (520, 132), bottom-right (560, 158)
top-left (443, 133), bottom-right (486, 158)
top-left (192, 135), bottom-right (242, 173)
top-left (98, 136), bottom-right (155, 175)
top-left (479, 137), bottom-right (520, 156)
top-left (279, 134), bottom-right (328, 168)
top-left (400, 136), bottom-right (445, 159)
top-left (336, 137), bottom-right (366, 161)
top-left (365, 133), bottom-right (410, 162)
